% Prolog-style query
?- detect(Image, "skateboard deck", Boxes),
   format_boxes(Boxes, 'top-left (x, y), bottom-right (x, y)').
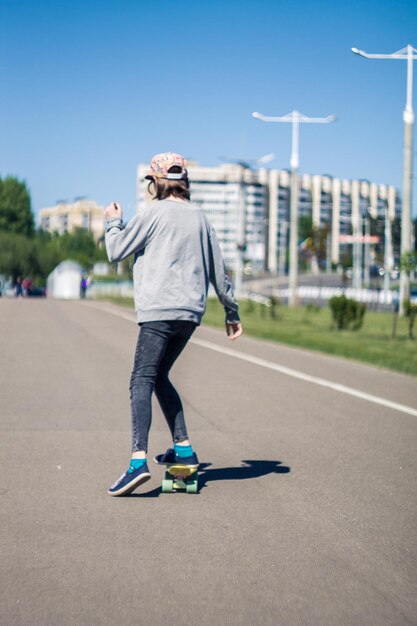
top-left (161, 463), bottom-right (199, 494)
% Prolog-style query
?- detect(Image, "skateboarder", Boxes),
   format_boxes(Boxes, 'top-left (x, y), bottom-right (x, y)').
top-left (105, 152), bottom-right (242, 496)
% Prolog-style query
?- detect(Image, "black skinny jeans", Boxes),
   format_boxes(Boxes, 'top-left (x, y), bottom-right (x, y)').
top-left (129, 320), bottom-right (197, 452)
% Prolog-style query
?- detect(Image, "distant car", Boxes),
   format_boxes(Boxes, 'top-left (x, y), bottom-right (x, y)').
top-left (370, 264), bottom-right (383, 278)
top-left (27, 286), bottom-right (46, 297)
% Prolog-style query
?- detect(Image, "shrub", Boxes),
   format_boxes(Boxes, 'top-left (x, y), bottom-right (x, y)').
top-left (403, 299), bottom-right (417, 339)
top-left (329, 295), bottom-right (366, 331)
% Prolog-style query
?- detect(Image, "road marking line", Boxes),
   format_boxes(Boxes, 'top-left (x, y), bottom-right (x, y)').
top-left (89, 302), bottom-right (417, 418)
top-left (191, 338), bottom-right (417, 417)
top-left (89, 303), bottom-right (137, 324)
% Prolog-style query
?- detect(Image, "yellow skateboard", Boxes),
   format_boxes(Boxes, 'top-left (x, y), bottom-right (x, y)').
top-left (161, 463), bottom-right (199, 494)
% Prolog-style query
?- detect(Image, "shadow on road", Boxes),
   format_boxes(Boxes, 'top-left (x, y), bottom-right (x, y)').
top-left (198, 459), bottom-right (290, 489)
top-left (129, 459), bottom-right (290, 498)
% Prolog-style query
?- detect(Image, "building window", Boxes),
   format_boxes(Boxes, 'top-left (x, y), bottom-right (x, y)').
top-left (61, 215), bottom-right (68, 232)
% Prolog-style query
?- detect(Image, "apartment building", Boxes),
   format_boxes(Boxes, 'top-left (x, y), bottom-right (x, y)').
top-left (268, 171), bottom-right (401, 272)
top-left (137, 162), bottom-right (270, 276)
top-left (137, 161), bottom-right (401, 276)
top-left (39, 199), bottom-right (105, 241)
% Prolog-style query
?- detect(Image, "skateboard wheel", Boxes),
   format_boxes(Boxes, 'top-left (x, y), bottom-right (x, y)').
top-left (162, 479), bottom-right (174, 493)
top-left (186, 476), bottom-right (198, 494)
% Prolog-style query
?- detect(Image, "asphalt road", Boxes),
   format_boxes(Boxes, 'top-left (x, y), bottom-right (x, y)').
top-left (1, 299), bottom-right (416, 626)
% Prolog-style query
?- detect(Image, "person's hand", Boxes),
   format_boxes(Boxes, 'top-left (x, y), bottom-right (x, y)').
top-left (104, 202), bottom-right (122, 221)
top-left (226, 321), bottom-right (243, 340)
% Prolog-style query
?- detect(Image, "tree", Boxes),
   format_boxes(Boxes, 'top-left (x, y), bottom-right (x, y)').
top-left (0, 231), bottom-right (33, 280)
top-left (298, 215), bottom-right (330, 272)
top-left (400, 250), bottom-right (417, 282)
top-left (0, 228), bottom-right (108, 285)
top-left (58, 228), bottom-right (97, 268)
top-left (309, 223), bottom-right (330, 270)
top-left (298, 215), bottom-right (313, 243)
top-left (0, 177), bottom-right (34, 237)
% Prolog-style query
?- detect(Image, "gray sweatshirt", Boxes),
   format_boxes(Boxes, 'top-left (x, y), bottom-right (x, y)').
top-left (105, 199), bottom-right (240, 325)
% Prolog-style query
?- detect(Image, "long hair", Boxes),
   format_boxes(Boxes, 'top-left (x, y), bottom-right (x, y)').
top-left (147, 166), bottom-right (191, 201)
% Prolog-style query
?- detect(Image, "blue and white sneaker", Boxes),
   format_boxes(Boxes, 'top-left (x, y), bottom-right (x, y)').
top-left (107, 462), bottom-right (151, 496)
top-left (153, 448), bottom-right (199, 468)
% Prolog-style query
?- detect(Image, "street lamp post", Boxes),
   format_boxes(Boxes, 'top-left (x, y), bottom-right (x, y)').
top-left (351, 44), bottom-right (417, 314)
top-left (252, 110), bottom-right (335, 306)
top-left (363, 215), bottom-right (370, 288)
top-left (384, 205), bottom-right (393, 296)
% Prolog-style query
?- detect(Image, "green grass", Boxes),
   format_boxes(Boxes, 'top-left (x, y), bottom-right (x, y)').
top-left (98, 296), bottom-right (417, 376)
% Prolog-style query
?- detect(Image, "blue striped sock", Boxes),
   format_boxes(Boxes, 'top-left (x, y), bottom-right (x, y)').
top-left (174, 444), bottom-right (193, 458)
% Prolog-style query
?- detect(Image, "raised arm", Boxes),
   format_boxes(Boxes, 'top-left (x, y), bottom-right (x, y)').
top-left (104, 203), bottom-right (148, 262)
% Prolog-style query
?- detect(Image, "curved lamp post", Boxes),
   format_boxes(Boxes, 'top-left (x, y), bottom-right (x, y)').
top-left (351, 44), bottom-right (417, 313)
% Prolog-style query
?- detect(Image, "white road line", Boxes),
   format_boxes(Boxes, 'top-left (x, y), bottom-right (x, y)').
top-left (89, 303), bottom-right (137, 324)
top-left (191, 338), bottom-right (417, 418)
top-left (88, 302), bottom-right (417, 418)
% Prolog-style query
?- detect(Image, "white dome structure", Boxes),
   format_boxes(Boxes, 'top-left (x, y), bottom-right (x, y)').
top-left (47, 260), bottom-right (83, 300)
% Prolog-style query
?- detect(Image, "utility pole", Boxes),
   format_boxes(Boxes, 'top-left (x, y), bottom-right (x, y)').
top-left (384, 205), bottom-right (393, 296)
top-left (351, 44), bottom-right (417, 314)
top-left (252, 110), bottom-right (335, 306)
top-left (364, 215), bottom-right (371, 287)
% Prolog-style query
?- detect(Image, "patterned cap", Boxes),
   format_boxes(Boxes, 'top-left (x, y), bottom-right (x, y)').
top-left (145, 152), bottom-right (188, 180)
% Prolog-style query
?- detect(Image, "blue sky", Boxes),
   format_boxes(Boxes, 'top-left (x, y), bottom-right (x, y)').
top-left (1, 0), bottom-right (417, 221)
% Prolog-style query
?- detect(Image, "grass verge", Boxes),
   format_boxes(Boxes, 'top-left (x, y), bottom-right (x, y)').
top-left (97, 296), bottom-right (417, 377)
